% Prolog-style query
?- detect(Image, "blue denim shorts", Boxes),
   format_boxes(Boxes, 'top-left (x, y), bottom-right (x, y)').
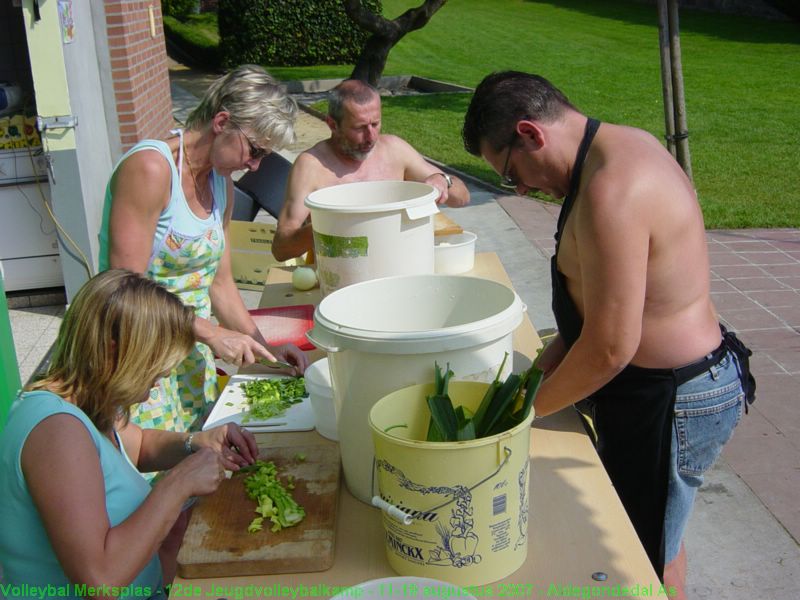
top-left (665, 350), bottom-right (744, 562)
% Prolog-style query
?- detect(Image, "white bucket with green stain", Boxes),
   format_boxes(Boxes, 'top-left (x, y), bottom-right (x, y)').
top-left (369, 381), bottom-right (534, 586)
top-left (305, 181), bottom-right (439, 295)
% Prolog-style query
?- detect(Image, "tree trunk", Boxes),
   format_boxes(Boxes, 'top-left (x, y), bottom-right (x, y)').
top-left (655, 0), bottom-right (692, 181)
top-left (656, 0), bottom-right (676, 158)
top-left (350, 35), bottom-right (395, 86)
top-left (343, 0), bottom-right (447, 86)
top-left (668, 0), bottom-right (693, 181)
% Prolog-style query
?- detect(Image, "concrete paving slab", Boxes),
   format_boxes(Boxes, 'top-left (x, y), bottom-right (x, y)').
top-left (739, 469), bottom-right (800, 543)
top-left (739, 251), bottom-right (795, 265)
top-left (762, 264), bottom-right (800, 277)
top-left (749, 353), bottom-right (788, 376)
top-left (730, 277), bottom-right (791, 292)
top-left (750, 377), bottom-right (800, 438)
top-left (685, 460), bottom-right (800, 599)
top-left (724, 429), bottom-right (800, 477)
top-left (770, 307), bottom-right (800, 326)
top-left (711, 292), bottom-right (760, 311)
top-left (712, 265), bottom-right (772, 279)
top-left (709, 252), bottom-right (751, 266)
top-left (721, 308), bottom-right (787, 331)
top-left (776, 276), bottom-right (800, 290)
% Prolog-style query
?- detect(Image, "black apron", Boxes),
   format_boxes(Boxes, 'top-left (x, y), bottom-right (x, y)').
top-left (549, 118), bottom-right (755, 578)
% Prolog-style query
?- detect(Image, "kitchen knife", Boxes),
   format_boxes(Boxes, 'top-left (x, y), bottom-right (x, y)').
top-left (256, 358), bottom-right (295, 370)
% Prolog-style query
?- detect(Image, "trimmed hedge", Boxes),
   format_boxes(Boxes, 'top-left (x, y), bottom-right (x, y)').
top-left (163, 13), bottom-right (220, 69)
top-left (218, 0), bottom-right (382, 69)
top-left (764, 0), bottom-right (800, 20)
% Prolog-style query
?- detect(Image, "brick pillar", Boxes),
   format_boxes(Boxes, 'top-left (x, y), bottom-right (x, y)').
top-left (104, 1), bottom-right (174, 151)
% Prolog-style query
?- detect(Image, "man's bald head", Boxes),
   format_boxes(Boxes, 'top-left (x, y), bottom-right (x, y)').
top-left (328, 79), bottom-right (380, 125)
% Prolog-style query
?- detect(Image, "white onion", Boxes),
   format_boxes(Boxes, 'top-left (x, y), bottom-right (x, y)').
top-left (292, 267), bottom-right (318, 291)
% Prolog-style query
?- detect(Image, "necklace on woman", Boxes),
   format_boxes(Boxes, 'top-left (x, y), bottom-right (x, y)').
top-left (184, 147), bottom-right (211, 214)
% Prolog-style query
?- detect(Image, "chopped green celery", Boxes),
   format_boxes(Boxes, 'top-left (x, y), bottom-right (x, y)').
top-left (240, 377), bottom-right (306, 422)
top-left (242, 460), bottom-right (305, 534)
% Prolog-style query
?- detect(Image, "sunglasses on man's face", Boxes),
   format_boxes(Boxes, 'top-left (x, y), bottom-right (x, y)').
top-left (499, 145), bottom-right (515, 189)
top-left (499, 137), bottom-right (519, 190)
top-left (231, 121), bottom-right (269, 160)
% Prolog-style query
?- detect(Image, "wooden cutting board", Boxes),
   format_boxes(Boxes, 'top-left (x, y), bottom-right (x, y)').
top-left (177, 444), bottom-right (340, 578)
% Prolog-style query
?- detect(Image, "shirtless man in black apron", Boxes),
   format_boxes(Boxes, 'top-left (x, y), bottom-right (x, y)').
top-left (463, 71), bottom-right (754, 599)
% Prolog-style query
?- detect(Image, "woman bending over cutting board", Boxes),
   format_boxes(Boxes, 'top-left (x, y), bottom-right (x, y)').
top-left (0, 270), bottom-right (259, 597)
top-left (98, 64), bottom-right (308, 441)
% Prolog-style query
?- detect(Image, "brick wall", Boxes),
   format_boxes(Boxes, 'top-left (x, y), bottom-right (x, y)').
top-left (104, 1), bottom-right (174, 150)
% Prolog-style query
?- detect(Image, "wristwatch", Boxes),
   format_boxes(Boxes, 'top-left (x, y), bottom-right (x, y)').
top-left (184, 432), bottom-right (195, 455)
top-left (433, 172), bottom-right (453, 188)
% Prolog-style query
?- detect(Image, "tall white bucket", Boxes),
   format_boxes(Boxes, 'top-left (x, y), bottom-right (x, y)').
top-left (306, 275), bottom-right (525, 504)
top-left (305, 181), bottom-right (439, 295)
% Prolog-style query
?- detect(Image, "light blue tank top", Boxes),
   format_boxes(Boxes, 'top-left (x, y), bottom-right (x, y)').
top-left (0, 391), bottom-right (164, 598)
top-left (98, 132), bottom-right (227, 271)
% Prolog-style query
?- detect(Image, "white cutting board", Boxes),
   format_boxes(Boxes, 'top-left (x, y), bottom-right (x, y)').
top-left (203, 374), bottom-right (315, 433)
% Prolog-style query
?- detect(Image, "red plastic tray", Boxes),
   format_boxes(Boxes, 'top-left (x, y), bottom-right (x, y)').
top-left (248, 305), bottom-right (315, 351)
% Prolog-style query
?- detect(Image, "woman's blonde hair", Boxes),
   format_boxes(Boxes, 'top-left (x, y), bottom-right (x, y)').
top-left (185, 64), bottom-right (298, 151)
top-left (27, 270), bottom-right (195, 433)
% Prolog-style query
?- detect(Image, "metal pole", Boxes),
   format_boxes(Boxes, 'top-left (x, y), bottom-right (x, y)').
top-left (667, 0), bottom-right (693, 181)
top-left (657, 0), bottom-right (676, 157)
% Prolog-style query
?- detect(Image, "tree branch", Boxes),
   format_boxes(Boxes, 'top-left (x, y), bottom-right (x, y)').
top-left (395, 0), bottom-right (448, 34)
top-left (342, 0), bottom-right (397, 38)
top-left (344, 0), bottom-right (449, 85)
top-left (343, 0), bottom-right (447, 39)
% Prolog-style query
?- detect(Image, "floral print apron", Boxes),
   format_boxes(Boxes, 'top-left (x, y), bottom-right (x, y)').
top-left (127, 130), bottom-right (225, 435)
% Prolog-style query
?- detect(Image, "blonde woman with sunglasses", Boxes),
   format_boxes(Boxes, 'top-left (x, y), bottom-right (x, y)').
top-left (98, 65), bottom-right (308, 442)
top-left (0, 270), bottom-right (259, 597)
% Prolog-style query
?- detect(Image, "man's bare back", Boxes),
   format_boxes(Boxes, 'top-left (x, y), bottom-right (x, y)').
top-left (555, 122), bottom-right (721, 369)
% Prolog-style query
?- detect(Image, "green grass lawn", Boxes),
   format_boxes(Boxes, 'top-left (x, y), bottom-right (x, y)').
top-left (189, 1), bottom-right (800, 228)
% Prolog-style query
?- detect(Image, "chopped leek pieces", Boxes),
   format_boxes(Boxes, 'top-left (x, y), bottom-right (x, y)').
top-left (239, 377), bottom-right (305, 423)
top-left (425, 353), bottom-right (543, 441)
top-left (242, 460), bottom-right (305, 534)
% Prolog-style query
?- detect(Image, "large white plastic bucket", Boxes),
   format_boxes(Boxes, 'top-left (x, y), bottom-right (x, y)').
top-left (306, 274), bottom-right (524, 504)
top-left (370, 381), bottom-right (533, 586)
top-left (305, 181), bottom-right (439, 295)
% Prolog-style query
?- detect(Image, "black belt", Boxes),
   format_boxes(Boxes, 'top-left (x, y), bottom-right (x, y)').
top-left (674, 338), bottom-right (728, 386)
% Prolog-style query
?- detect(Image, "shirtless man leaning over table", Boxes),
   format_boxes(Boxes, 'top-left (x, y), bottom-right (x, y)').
top-left (272, 78), bottom-right (470, 261)
top-left (462, 71), bottom-right (754, 600)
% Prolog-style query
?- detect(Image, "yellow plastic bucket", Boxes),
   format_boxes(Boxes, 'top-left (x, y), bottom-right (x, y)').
top-left (369, 381), bottom-right (534, 586)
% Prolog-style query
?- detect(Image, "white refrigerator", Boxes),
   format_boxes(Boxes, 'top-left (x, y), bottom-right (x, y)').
top-left (0, 147), bottom-right (62, 291)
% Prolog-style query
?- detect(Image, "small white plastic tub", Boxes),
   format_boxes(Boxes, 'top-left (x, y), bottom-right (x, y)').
top-left (304, 358), bottom-right (338, 441)
top-left (434, 231), bottom-right (477, 274)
